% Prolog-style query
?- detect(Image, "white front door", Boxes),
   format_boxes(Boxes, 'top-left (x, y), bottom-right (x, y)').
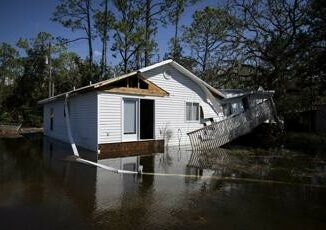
top-left (123, 98), bottom-right (138, 141)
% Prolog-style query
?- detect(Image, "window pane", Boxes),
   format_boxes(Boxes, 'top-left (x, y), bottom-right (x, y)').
top-left (50, 108), bottom-right (54, 131)
top-left (124, 100), bottom-right (136, 134)
top-left (192, 103), bottom-right (199, 120)
top-left (186, 102), bottom-right (192, 121)
top-left (223, 104), bottom-right (231, 116)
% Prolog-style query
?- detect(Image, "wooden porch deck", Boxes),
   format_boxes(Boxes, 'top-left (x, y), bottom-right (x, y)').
top-left (187, 98), bottom-right (277, 151)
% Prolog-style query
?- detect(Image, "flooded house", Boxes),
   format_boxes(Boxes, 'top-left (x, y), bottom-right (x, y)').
top-left (38, 59), bottom-right (276, 156)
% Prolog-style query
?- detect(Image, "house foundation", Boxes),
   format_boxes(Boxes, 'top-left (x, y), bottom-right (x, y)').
top-left (98, 139), bottom-right (164, 159)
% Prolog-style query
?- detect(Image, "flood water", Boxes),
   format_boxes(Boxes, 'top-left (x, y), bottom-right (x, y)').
top-left (1, 134), bottom-right (326, 230)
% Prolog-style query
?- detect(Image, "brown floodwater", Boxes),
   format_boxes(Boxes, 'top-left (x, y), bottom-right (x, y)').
top-left (1, 134), bottom-right (326, 230)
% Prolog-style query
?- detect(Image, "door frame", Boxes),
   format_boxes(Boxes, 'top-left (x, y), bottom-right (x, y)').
top-left (122, 97), bottom-right (155, 142)
top-left (140, 98), bottom-right (155, 140)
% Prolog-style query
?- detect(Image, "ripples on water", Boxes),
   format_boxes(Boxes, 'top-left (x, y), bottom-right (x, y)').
top-left (1, 134), bottom-right (326, 229)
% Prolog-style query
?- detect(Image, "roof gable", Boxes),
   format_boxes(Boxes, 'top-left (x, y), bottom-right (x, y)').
top-left (98, 72), bottom-right (169, 97)
top-left (38, 60), bottom-right (226, 105)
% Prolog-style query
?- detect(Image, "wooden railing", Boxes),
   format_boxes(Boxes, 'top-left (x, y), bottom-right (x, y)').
top-left (187, 98), bottom-right (275, 151)
top-left (0, 123), bottom-right (22, 132)
top-left (187, 148), bottom-right (234, 170)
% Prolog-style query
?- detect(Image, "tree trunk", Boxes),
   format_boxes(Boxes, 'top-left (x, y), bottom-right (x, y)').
top-left (144, 0), bottom-right (151, 66)
top-left (101, 0), bottom-right (108, 77)
top-left (124, 35), bottom-right (128, 73)
top-left (202, 22), bottom-right (211, 72)
top-left (101, 39), bottom-right (106, 76)
top-left (86, 0), bottom-right (93, 67)
top-left (203, 38), bottom-right (209, 72)
top-left (173, 5), bottom-right (180, 59)
top-left (135, 48), bottom-right (141, 69)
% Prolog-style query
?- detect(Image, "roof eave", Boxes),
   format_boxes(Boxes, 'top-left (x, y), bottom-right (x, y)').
top-left (169, 61), bottom-right (227, 99)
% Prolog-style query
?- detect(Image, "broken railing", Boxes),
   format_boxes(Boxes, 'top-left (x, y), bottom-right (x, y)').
top-left (187, 98), bottom-right (275, 151)
top-left (0, 123), bottom-right (22, 133)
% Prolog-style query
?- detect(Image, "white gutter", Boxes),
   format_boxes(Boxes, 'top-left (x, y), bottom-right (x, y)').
top-left (64, 93), bottom-right (140, 174)
top-left (169, 61), bottom-right (224, 114)
top-left (64, 94), bottom-right (79, 156)
top-left (138, 59), bottom-right (173, 72)
top-left (75, 158), bottom-right (139, 174)
top-left (138, 60), bottom-right (225, 113)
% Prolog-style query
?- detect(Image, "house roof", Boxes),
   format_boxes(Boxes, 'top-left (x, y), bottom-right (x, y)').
top-left (38, 59), bottom-right (227, 105)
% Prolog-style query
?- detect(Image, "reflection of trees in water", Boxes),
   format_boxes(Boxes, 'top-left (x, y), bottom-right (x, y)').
top-left (42, 136), bottom-right (98, 216)
top-left (187, 146), bottom-right (326, 185)
top-left (187, 148), bottom-right (273, 179)
top-left (0, 135), bottom-right (45, 204)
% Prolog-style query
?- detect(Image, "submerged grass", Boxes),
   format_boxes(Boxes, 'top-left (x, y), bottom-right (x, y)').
top-left (282, 132), bottom-right (326, 154)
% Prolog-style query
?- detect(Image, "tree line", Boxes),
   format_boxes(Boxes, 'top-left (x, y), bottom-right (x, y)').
top-left (0, 0), bottom-right (325, 126)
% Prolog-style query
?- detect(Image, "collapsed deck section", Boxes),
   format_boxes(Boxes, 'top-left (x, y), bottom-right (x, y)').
top-left (187, 98), bottom-right (277, 151)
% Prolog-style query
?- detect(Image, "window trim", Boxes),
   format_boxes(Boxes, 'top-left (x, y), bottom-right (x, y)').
top-left (185, 101), bottom-right (200, 122)
top-left (123, 98), bottom-right (138, 135)
top-left (50, 108), bottom-right (54, 131)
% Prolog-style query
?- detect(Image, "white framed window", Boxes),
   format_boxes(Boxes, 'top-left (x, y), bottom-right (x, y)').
top-left (124, 99), bottom-right (137, 134)
top-left (186, 102), bottom-right (199, 121)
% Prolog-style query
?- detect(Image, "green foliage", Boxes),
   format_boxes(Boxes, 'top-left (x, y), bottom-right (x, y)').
top-left (0, 43), bottom-right (22, 123)
top-left (182, 6), bottom-right (241, 74)
top-left (165, 0), bottom-right (199, 60)
top-left (52, 0), bottom-right (94, 64)
top-left (111, 0), bottom-right (145, 72)
top-left (177, 0), bottom-right (325, 114)
top-left (0, 32), bottom-right (102, 126)
top-left (94, 0), bottom-right (115, 77)
top-left (223, 0), bottom-right (325, 112)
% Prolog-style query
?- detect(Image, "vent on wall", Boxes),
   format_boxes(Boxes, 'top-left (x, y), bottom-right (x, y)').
top-left (163, 70), bottom-right (172, 80)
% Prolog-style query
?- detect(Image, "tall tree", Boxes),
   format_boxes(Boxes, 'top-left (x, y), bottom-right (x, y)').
top-left (0, 43), bottom-right (20, 87)
top-left (166, 0), bottom-right (198, 59)
top-left (52, 0), bottom-right (94, 66)
top-left (6, 32), bottom-right (58, 125)
top-left (226, 0), bottom-right (310, 111)
top-left (307, 0), bottom-right (326, 98)
top-left (0, 43), bottom-right (21, 122)
top-left (136, 0), bottom-right (173, 66)
top-left (94, 0), bottom-right (115, 78)
top-left (51, 52), bottom-right (84, 93)
top-left (111, 0), bottom-right (144, 73)
top-left (183, 7), bottom-right (240, 73)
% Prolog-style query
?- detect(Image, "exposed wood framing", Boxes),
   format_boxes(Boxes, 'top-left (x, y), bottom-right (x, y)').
top-left (100, 73), bottom-right (169, 97)
top-left (104, 87), bottom-right (168, 97)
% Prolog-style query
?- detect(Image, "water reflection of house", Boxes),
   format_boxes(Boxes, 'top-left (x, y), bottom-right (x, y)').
top-left (43, 137), bottom-right (97, 212)
top-left (42, 137), bottom-right (149, 211)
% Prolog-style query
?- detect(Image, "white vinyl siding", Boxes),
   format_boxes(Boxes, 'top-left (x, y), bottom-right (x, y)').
top-left (43, 63), bottom-right (224, 149)
top-left (43, 92), bottom-right (98, 151)
top-left (140, 65), bottom-right (222, 146)
top-left (98, 93), bottom-right (122, 144)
